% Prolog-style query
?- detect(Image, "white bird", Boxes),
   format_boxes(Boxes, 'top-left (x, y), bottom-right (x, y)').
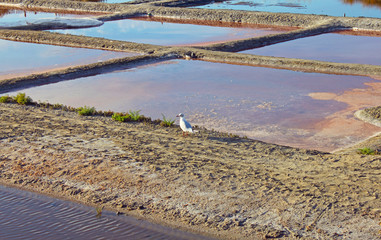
top-left (176, 113), bottom-right (193, 136)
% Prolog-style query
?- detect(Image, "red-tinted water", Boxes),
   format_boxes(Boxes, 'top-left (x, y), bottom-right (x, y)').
top-left (0, 39), bottom-right (139, 80)
top-left (242, 32), bottom-right (381, 66)
top-left (52, 18), bottom-right (288, 46)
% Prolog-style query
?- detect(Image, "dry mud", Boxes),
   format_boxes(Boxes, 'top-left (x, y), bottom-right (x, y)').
top-left (0, 103), bottom-right (380, 239)
top-left (0, 0), bottom-right (381, 239)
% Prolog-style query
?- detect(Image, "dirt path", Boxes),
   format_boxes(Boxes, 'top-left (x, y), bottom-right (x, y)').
top-left (0, 103), bottom-right (380, 239)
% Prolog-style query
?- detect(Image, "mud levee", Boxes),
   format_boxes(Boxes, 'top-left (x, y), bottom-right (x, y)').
top-left (2, 0), bottom-right (381, 30)
top-left (0, 103), bottom-right (380, 239)
top-left (0, 52), bottom-right (178, 94)
top-left (0, 29), bottom-right (168, 53)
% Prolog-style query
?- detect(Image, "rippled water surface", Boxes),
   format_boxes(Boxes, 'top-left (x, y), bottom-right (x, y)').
top-left (243, 32), bottom-right (381, 65)
top-left (51, 18), bottom-right (288, 46)
top-left (0, 185), bottom-right (211, 240)
top-left (9, 60), bottom-right (381, 152)
top-left (0, 39), bottom-right (138, 80)
top-left (197, 0), bottom-right (381, 18)
top-left (0, 6), bottom-right (96, 24)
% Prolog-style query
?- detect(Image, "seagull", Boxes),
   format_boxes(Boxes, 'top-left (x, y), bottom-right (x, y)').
top-left (176, 113), bottom-right (193, 136)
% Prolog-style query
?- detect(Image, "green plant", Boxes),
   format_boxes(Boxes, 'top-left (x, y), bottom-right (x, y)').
top-left (112, 112), bottom-right (131, 122)
top-left (77, 106), bottom-right (96, 116)
top-left (13, 93), bottom-right (32, 105)
top-left (160, 114), bottom-right (175, 127)
top-left (129, 110), bottom-right (141, 121)
top-left (0, 95), bottom-right (12, 103)
top-left (357, 147), bottom-right (377, 155)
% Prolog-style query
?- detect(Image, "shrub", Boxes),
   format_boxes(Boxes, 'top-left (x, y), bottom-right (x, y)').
top-left (77, 106), bottom-right (96, 116)
top-left (13, 93), bottom-right (32, 105)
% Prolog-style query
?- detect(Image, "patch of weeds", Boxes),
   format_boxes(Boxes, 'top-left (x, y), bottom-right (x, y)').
top-left (160, 114), bottom-right (175, 127)
top-left (129, 110), bottom-right (141, 121)
top-left (112, 112), bottom-right (131, 122)
top-left (357, 147), bottom-right (379, 155)
top-left (0, 95), bottom-right (12, 103)
top-left (13, 93), bottom-right (32, 105)
top-left (77, 106), bottom-right (96, 116)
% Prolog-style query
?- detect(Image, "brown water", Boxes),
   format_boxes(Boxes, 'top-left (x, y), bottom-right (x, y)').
top-left (7, 60), bottom-right (381, 152)
top-left (0, 39), bottom-right (139, 80)
top-left (242, 32), bottom-right (381, 66)
top-left (0, 185), bottom-right (212, 240)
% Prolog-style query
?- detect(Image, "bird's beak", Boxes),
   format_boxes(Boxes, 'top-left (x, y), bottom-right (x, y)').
top-left (176, 114), bottom-right (180, 117)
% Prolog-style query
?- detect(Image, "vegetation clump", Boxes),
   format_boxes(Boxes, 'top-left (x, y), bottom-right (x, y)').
top-left (357, 147), bottom-right (379, 155)
top-left (112, 112), bottom-right (131, 122)
top-left (0, 95), bottom-right (12, 103)
top-left (160, 114), bottom-right (175, 127)
top-left (77, 106), bottom-right (96, 116)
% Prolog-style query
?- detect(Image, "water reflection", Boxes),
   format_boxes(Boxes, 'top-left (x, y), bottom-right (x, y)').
top-left (242, 32), bottom-right (381, 65)
top-left (0, 6), bottom-right (96, 24)
top-left (0, 39), bottom-right (139, 80)
top-left (343, 0), bottom-right (381, 9)
top-left (8, 60), bottom-right (381, 152)
top-left (52, 18), bottom-right (287, 46)
top-left (197, 0), bottom-right (381, 18)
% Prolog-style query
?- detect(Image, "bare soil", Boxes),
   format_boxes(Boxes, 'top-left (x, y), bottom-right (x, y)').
top-left (0, 103), bottom-right (380, 239)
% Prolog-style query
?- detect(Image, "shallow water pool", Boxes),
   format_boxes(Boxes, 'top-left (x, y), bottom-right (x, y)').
top-left (197, 0), bottom-right (381, 18)
top-left (242, 32), bottom-right (381, 65)
top-left (7, 60), bottom-right (381, 152)
top-left (0, 39), bottom-right (139, 80)
top-left (51, 18), bottom-right (288, 46)
top-left (0, 185), bottom-right (210, 240)
top-left (0, 6), bottom-right (97, 26)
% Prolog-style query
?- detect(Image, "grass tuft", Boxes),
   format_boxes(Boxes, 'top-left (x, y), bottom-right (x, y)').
top-left (129, 110), bottom-right (142, 121)
top-left (357, 147), bottom-right (379, 155)
top-left (77, 106), bottom-right (96, 116)
top-left (0, 95), bottom-right (12, 103)
top-left (112, 112), bottom-right (131, 122)
top-left (160, 114), bottom-right (175, 127)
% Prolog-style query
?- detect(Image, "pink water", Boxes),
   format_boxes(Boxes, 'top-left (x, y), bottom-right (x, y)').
top-left (9, 60), bottom-right (381, 152)
top-left (0, 39), bottom-right (139, 80)
top-left (52, 18), bottom-right (289, 46)
top-left (242, 32), bottom-right (381, 66)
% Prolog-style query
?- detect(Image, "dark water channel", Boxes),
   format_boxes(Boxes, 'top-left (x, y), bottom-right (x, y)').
top-left (0, 185), bottom-right (212, 240)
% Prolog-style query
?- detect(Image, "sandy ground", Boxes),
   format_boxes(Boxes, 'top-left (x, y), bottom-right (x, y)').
top-left (0, 103), bottom-right (380, 239)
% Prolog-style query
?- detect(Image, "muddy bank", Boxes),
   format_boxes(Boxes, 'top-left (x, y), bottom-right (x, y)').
top-left (0, 52), bottom-right (178, 94)
top-left (0, 103), bottom-right (380, 239)
top-left (2, 0), bottom-right (381, 30)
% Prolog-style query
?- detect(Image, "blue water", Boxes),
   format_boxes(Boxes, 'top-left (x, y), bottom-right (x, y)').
top-left (197, 0), bottom-right (381, 18)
